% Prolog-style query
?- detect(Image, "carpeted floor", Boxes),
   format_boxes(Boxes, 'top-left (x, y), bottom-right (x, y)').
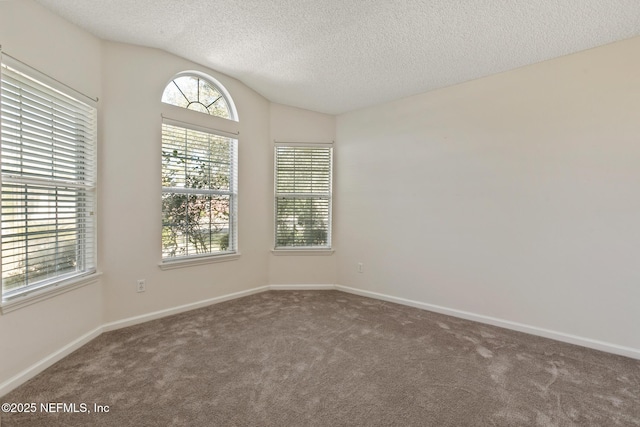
top-left (1, 290), bottom-right (639, 426)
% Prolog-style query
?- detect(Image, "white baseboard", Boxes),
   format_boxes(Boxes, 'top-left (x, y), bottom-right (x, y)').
top-left (268, 284), bottom-right (336, 291)
top-left (102, 286), bottom-right (270, 332)
top-left (80, 285), bottom-right (336, 334)
top-left (0, 326), bottom-right (103, 397)
top-left (335, 285), bottom-right (640, 360)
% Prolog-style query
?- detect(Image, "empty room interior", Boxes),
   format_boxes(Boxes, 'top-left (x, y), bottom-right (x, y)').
top-left (1, 0), bottom-right (640, 425)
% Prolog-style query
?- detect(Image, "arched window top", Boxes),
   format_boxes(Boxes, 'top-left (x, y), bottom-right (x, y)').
top-left (161, 72), bottom-right (237, 121)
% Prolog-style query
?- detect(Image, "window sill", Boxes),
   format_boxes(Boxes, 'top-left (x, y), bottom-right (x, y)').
top-left (1, 272), bottom-right (103, 315)
top-left (271, 249), bottom-right (334, 256)
top-left (158, 252), bottom-right (241, 270)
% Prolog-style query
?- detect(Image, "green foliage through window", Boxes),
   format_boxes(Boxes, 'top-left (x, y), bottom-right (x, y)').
top-left (161, 124), bottom-right (236, 258)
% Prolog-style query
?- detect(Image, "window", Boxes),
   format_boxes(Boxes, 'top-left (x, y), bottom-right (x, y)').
top-left (1, 56), bottom-right (97, 300)
top-left (161, 74), bottom-right (232, 119)
top-left (274, 144), bottom-right (332, 249)
top-left (161, 73), bottom-right (238, 262)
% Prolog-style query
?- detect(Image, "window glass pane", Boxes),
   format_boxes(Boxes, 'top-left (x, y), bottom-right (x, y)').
top-left (161, 82), bottom-right (189, 108)
top-left (199, 79), bottom-right (223, 111)
top-left (173, 76), bottom-right (199, 105)
top-left (162, 193), bottom-right (231, 258)
top-left (276, 197), bottom-right (329, 247)
top-left (187, 103), bottom-right (209, 114)
top-left (209, 98), bottom-right (230, 119)
top-left (161, 74), bottom-right (232, 120)
top-left (1, 183), bottom-right (91, 291)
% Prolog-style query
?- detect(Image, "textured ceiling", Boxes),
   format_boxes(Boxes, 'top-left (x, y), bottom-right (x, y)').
top-left (35, 0), bottom-right (640, 114)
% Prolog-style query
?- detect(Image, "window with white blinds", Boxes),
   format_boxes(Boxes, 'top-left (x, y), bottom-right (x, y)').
top-left (1, 56), bottom-right (97, 299)
top-left (161, 122), bottom-right (237, 259)
top-left (274, 145), bottom-right (332, 249)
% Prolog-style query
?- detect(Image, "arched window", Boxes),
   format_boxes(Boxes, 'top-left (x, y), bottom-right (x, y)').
top-left (161, 74), bottom-right (236, 120)
top-left (160, 73), bottom-right (238, 264)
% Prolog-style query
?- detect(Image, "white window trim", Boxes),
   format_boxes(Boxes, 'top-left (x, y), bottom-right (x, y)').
top-left (158, 252), bottom-right (241, 270)
top-left (271, 249), bottom-right (334, 256)
top-left (1, 271), bottom-right (102, 314)
top-left (161, 107), bottom-right (239, 137)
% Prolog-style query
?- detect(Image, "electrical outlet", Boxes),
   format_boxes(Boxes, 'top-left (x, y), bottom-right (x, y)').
top-left (357, 262), bottom-right (363, 273)
top-left (136, 279), bottom-right (146, 293)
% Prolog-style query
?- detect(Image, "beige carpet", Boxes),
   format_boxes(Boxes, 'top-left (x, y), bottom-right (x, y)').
top-left (1, 290), bottom-right (639, 426)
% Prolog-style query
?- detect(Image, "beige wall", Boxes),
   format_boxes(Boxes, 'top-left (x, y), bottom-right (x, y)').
top-left (268, 104), bottom-right (337, 285)
top-left (0, 0), bottom-right (103, 386)
top-left (100, 42), bottom-right (272, 322)
top-left (335, 36), bottom-right (640, 350)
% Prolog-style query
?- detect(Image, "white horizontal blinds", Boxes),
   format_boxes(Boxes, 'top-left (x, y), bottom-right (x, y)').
top-left (161, 123), bottom-right (237, 259)
top-left (1, 58), bottom-right (97, 297)
top-left (275, 146), bottom-right (332, 248)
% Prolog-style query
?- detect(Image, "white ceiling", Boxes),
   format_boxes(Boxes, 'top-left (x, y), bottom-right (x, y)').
top-left (36, 0), bottom-right (640, 115)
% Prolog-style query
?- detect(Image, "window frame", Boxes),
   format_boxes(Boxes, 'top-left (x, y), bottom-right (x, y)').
top-left (273, 142), bottom-right (333, 252)
top-left (159, 72), bottom-right (239, 267)
top-left (0, 53), bottom-right (99, 307)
